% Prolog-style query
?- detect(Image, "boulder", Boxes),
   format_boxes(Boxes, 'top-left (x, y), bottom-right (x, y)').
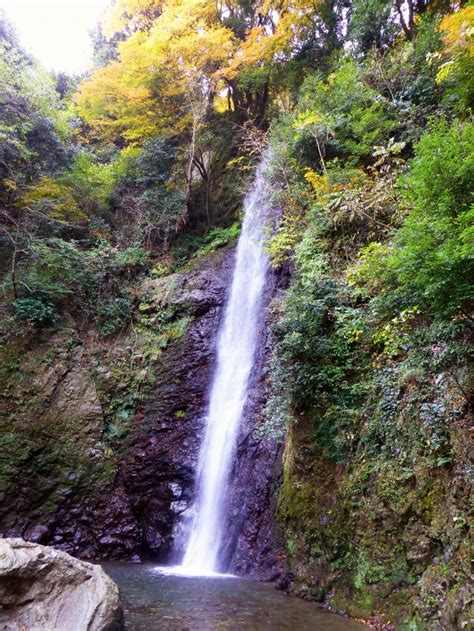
top-left (0, 538), bottom-right (123, 631)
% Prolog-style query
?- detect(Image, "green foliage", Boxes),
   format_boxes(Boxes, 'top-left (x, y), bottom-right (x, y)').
top-left (12, 297), bottom-right (59, 327)
top-left (115, 137), bottom-right (187, 246)
top-left (353, 120), bottom-right (474, 319)
top-left (268, 234), bottom-right (369, 460)
top-left (265, 211), bottom-right (303, 268)
top-left (194, 223), bottom-right (240, 257)
top-left (296, 59), bottom-right (398, 164)
top-left (402, 119), bottom-right (473, 220)
top-left (20, 238), bottom-right (89, 303)
top-left (97, 296), bottom-right (133, 336)
top-left (112, 246), bottom-right (149, 274)
top-left (6, 238), bottom-right (146, 337)
top-left (348, 0), bottom-right (396, 51)
top-left (169, 222), bottom-right (241, 268)
top-left (267, 116), bottom-right (473, 463)
top-left (0, 27), bottom-right (68, 200)
top-left (60, 152), bottom-right (116, 219)
top-left (264, 10), bottom-right (473, 478)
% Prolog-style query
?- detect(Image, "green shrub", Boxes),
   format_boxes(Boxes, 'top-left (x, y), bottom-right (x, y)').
top-left (113, 246), bottom-right (149, 275)
top-left (295, 59), bottom-right (398, 165)
top-left (97, 295), bottom-right (133, 337)
top-left (267, 235), bottom-right (370, 460)
top-left (196, 223), bottom-right (240, 256)
top-left (354, 120), bottom-right (474, 320)
top-left (13, 297), bottom-right (59, 326)
top-left (115, 136), bottom-right (187, 245)
top-left (21, 238), bottom-right (91, 304)
top-left (12, 238), bottom-right (143, 330)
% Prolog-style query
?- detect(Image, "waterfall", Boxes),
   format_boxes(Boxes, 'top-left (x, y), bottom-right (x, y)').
top-left (180, 159), bottom-right (271, 575)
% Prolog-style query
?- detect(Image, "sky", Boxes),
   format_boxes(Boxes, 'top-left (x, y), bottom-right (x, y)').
top-left (1, 0), bottom-right (111, 73)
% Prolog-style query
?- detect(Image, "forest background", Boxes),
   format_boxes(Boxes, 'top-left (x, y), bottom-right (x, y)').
top-left (0, 1), bottom-right (472, 627)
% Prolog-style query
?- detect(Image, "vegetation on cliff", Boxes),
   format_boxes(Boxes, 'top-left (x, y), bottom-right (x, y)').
top-left (259, 6), bottom-right (473, 627)
top-left (0, 1), bottom-right (472, 629)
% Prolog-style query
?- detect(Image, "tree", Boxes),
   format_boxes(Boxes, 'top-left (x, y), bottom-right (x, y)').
top-left (0, 21), bottom-right (68, 203)
top-left (221, 0), bottom-right (347, 117)
top-left (348, 0), bottom-right (455, 51)
top-left (77, 0), bottom-right (235, 144)
top-left (435, 5), bottom-right (474, 109)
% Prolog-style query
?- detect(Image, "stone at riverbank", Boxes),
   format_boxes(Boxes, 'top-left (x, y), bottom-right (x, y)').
top-left (0, 538), bottom-right (123, 631)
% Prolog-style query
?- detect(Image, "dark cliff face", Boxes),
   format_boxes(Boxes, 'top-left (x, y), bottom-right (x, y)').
top-left (0, 246), bottom-right (285, 577)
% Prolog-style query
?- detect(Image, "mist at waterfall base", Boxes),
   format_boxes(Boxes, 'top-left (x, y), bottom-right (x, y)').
top-left (162, 160), bottom-right (272, 577)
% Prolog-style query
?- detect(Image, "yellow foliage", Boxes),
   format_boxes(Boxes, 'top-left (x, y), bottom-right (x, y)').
top-left (436, 6), bottom-right (474, 83)
top-left (265, 187), bottom-right (309, 267)
top-left (77, 0), bottom-right (336, 144)
top-left (224, 0), bottom-right (324, 80)
top-left (21, 177), bottom-right (88, 223)
top-left (371, 306), bottom-right (420, 367)
top-left (76, 61), bottom-right (160, 143)
top-left (304, 169), bottom-right (331, 203)
top-left (3, 178), bottom-right (17, 193)
top-left (78, 0), bottom-right (235, 144)
top-left (265, 212), bottom-right (303, 268)
top-left (439, 7), bottom-right (474, 59)
top-left (78, 0), bottom-right (334, 144)
top-left (104, 0), bottom-right (164, 38)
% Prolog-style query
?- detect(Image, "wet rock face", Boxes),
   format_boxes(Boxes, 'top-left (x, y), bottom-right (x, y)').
top-left (0, 538), bottom-right (123, 631)
top-left (0, 246), bottom-right (285, 576)
top-left (222, 273), bottom-right (288, 581)
top-left (108, 253), bottom-right (234, 562)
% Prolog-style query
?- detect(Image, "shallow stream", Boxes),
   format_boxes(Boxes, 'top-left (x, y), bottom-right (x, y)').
top-left (103, 563), bottom-right (368, 630)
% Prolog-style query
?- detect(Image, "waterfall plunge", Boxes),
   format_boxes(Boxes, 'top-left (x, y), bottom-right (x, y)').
top-left (180, 160), bottom-right (271, 575)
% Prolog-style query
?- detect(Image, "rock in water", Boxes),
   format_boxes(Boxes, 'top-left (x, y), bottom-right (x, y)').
top-left (0, 538), bottom-right (123, 630)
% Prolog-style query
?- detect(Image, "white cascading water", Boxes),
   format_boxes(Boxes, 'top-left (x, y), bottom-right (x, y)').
top-left (180, 160), bottom-right (271, 575)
